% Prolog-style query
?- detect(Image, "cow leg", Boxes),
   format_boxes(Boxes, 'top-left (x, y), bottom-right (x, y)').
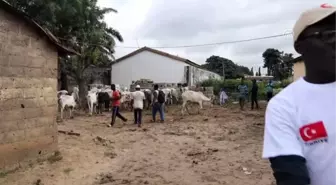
top-left (98, 103), bottom-right (102, 114)
top-left (105, 100), bottom-right (109, 112)
top-left (97, 103), bottom-right (100, 114)
top-left (94, 104), bottom-right (98, 114)
top-left (70, 107), bottom-right (73, 119)
top-left (198, 101), bottom-right (203, 114)
top-left (181, 101), bottom-right (187, 115)
top-left (60, 106), bottom-right (64, 121)
top-left (87, 99), bottom-right (91, 115)
top-left (88, 101), bottom-right (92, 116)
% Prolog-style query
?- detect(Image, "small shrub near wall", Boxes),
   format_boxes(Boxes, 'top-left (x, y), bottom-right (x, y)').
top-left (200, 78), bottom-right (293, 100)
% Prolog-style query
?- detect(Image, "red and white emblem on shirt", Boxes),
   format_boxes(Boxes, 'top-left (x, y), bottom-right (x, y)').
top-left (321, 3), bottom-right (334, 8)
top-left (299, 121), bottom-right (328, 142)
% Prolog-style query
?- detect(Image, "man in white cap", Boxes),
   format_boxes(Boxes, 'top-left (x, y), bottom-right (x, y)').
top-left (262, 4), bottom-right (335, 185)
top-left (131, 85), bottom-right (145, 127)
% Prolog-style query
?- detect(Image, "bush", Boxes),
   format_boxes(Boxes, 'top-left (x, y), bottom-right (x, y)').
top-left (200, 78), bottom-right (293, 100)
top-left (281, 79), bottom-right (292, 87)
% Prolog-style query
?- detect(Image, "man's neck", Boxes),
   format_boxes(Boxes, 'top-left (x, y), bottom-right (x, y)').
top-left (304, 72), bottom-right (336, 84)
top-left (303, 56), bottom-right (336, 84)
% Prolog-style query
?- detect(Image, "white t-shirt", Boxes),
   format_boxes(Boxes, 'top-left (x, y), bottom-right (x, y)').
top-left (263, 77), bottom-right (336, 185)
top-left (131, 91), bottom-right (145, 109)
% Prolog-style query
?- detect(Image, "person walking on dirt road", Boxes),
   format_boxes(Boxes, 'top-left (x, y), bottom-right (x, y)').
top-left (131, 85), bottom-right (145, 127)
top-left (250, 79), bottom-right (259, 110)
top-left (262, 4), bottom-right (335, 185)
top-left (152, 84), bottom-right (165, 123)
top-left (110, 84), bottom-right (127, 127)
top-left (237, 78), bottom-right (248, 110)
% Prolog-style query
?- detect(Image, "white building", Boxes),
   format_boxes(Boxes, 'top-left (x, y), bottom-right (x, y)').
top-left (111, 47), bottom-right (221, 88)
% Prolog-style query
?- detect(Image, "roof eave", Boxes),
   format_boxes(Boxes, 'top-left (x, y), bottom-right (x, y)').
top-left (290, 56), bottom-right (303, 64)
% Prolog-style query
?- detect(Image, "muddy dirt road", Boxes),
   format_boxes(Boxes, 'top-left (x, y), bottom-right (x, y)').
top-left (1, 104), bottom-right (273, 185)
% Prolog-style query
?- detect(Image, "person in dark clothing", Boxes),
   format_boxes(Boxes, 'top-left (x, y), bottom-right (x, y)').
top-left (110, 84), bottom-right (127, 127)
top-left (250, 79), bottom-right (259, 110)
top-left (262, 5), bottom-right (335, 185)
top-left (151, 84), bottom-right (164, 123)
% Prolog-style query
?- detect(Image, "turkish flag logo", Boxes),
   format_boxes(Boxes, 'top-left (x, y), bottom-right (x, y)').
top-left (299, 121), bottom-right (328, 142)
top-left (321, 3), bottom-right (334, 8)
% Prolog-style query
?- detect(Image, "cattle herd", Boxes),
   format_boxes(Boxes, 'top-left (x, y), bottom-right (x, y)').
top-left (57, 85), bottom-right (214, 121)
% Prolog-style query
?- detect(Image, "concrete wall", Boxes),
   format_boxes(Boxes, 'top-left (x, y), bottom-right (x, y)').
top-left (111, 50), bottom-right (188, 88)
top-left (0, 9), bottom-right (58, 172)
top-left (293, 61), bottom-right (305, 81)
top-left (185, 66), bottom-right (221, 86)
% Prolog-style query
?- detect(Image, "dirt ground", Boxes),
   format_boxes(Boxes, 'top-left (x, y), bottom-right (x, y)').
top-left (1, 103), bottom-right (274, 185)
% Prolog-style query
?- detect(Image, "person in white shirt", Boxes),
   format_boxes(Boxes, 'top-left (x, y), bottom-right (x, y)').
top-left (262, 4), bottom-right (335, 185)
top-left (131, 85), bottom-right (146, 127)
top-left (219, 88), bottom-right (228, 106)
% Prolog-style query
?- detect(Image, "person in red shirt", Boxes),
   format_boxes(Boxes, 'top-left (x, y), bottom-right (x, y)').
top-left (110, 84), bottom-right (127, 126)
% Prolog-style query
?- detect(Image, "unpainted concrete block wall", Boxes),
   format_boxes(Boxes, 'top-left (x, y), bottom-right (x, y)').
top-left (0, 9), bottom-right (58, 171)
top-left (185, 66), bottom-right (221, 87)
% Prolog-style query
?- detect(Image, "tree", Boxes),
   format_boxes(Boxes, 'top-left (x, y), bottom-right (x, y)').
top-left (250, 67), bottom-right (254, 76)
top-left (201, 56), bottom-right (252, 79)
top-left (236, 65), bottom-right (253, 77)
top-left (9, 0), bottom-right (123, 105)
top-left (262, 48), bottom-right (282, 76)
top-left (281, 53), bottom-right (294, 78)
top-left (262, 48), bottom-right (294, 80)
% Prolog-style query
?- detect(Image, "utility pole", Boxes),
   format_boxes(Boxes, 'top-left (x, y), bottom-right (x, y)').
top-left (222, 61), bottom-right (225, 80)
top-left (136, 39), bottom-right (140, 48)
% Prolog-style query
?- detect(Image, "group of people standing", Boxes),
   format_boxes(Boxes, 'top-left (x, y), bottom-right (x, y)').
top-left (109, 84), bottom-right (165, 128)
top-left (235, 78), bottom-right (274, 110)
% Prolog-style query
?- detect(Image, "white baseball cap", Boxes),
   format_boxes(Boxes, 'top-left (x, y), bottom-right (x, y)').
top-left (293, 4), bottom-right (336, 42)
top-left (135, 85), bottom-right (140, 88)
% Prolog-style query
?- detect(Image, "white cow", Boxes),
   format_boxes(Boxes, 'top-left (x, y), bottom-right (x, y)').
top-left (181, 90), bottom-right (212, 115)
top-left (87, 88), bottom-right (100, 116)
top-left (161, 88), bottom-right (173, 105)
top-left (57, 90), bottom-right (68, 96)
top-left (170, 88), bottom-right (180, 104)
top-left (119, 90), bottom-right (132, 110)
top-left (141, 89), bottom-right (152, 109)
top-left (181, 87), bottom-right (189, 92)
top-left (58, 87), bottom-right (79, 120)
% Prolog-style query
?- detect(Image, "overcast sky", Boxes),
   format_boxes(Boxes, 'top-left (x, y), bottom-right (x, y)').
top-left (97, 0), bottom-right (330, 74)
